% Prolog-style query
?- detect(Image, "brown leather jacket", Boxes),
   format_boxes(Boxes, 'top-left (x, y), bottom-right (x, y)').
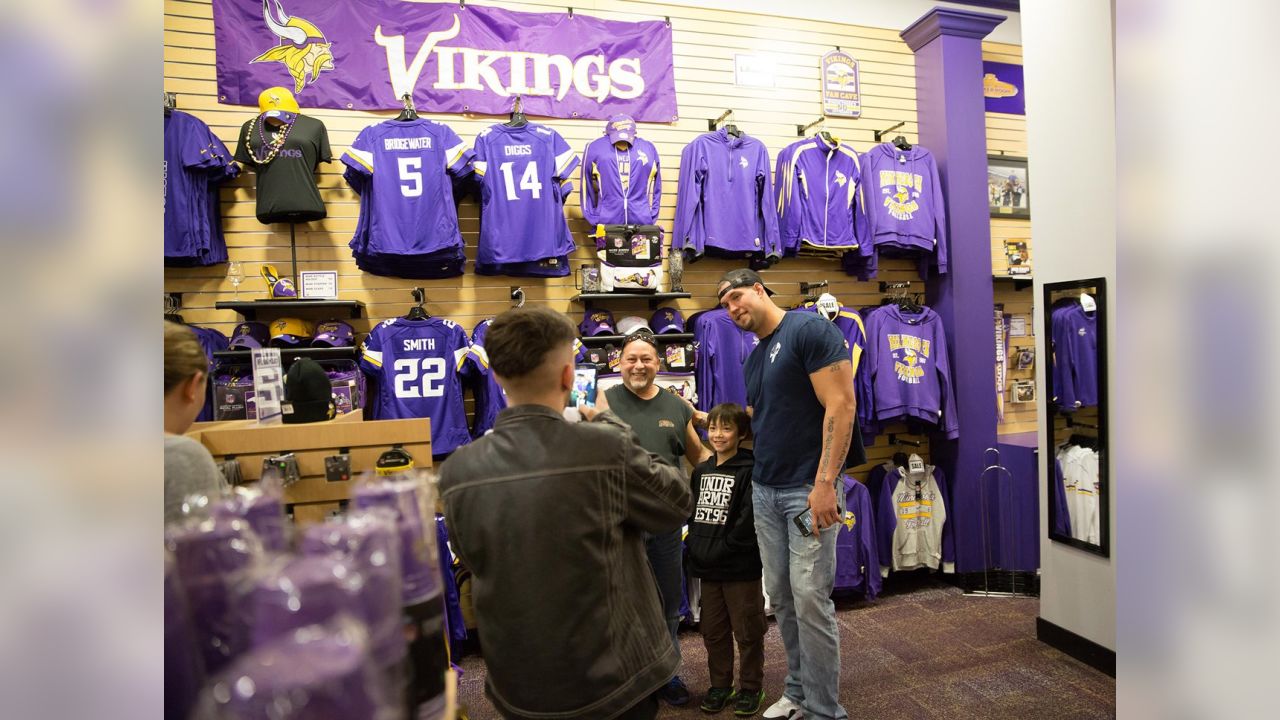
top-left (439, 405), bottom-right (692, 720)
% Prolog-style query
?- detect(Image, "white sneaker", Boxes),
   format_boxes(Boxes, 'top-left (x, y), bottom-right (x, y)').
top-left (762, 695), bottom-right (804, 719)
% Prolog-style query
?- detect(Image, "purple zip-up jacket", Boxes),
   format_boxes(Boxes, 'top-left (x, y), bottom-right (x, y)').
top-left (835, 475), bottom-right (881, 599)
top-left (1050, 299), bottom-right (1099, 409)
top-left (690, 308), bottom-right (759, 412)
top-left (580, 135), bottom-right (662, 226)
top-left (860, 143), bottom-right (948, 275)
top-left (775, 135), bottom-right (868, 255)
top-left (673, 129), bottom-right (781, 261)
top-left (860, 305), bottom-right (959, 438)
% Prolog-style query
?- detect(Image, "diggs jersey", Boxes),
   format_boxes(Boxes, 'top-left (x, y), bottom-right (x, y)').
top-left (472, 123), bottom-right (579, 265)
top-left (468, 319), bottom-right (506, 437)
top-left (359, 316), bottom-right (484, 455)
top-left (341, 119), bottom-right (473, 257)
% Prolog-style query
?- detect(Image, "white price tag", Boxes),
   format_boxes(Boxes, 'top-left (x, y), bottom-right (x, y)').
top-left (251, 348), bottom-right (284, 425)
top-left (908, 455), bottom-right (925, 474)
top-left (1080, 293), bottom-right (1097, 312)
top-left (300, 271), bottom-right (338, 299)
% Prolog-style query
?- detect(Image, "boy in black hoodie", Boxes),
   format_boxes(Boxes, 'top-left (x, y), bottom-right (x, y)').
top-left (688, 403), bottom-right (768, 715)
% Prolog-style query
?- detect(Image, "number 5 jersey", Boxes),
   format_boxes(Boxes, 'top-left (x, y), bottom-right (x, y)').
top-left (359, 316), bottom-right (486, 455)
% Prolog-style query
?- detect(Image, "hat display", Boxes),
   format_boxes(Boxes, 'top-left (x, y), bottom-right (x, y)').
top-left (312, 320), bottom-right (355, 347)
top-left (579, 308), bottom-right (617, 337)
top-left (257, 86), bottom-right (300, 121)
top-left (229, 321), bottom-right (270, 349)
top-left (283, 358), bottom-right (335, 424)
top-left (717, 267), bottom-right (775, 299)
top-left (616, 315), bottom-right (653, 337)
top-left (650, 307), bottom-right (685, 334)
top-left (605, 114), bottom-right (637, 145)
top-left (269, 317), bottom-right (315, 347)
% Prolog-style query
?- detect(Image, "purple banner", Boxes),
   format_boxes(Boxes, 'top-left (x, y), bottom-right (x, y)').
top-left (982, 61), bottom-right (1024, 115)
top-left (213, 0), bottom-right (678, 122)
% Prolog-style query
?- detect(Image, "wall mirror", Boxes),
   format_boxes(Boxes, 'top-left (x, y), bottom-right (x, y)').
top-left (1043, 278), bottom-right (1109, 557)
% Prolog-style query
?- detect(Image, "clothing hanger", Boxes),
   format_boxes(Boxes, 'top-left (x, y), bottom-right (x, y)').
top-left (164, 293), bottom-right (184, 324)
top-left (892, 135), bottom-right (912, 150)
top-left (405, 288), bottom-right (430, 319)
top-left (504, 95), bottom-right (528, 127)
top-left (396, 93), bottom-right (418, 121)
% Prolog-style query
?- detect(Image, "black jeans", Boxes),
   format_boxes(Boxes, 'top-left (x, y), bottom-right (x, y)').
top-left (645, 529), bottom-right (683, 666)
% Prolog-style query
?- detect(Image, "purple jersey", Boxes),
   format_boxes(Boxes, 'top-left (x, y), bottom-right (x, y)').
top-left (690, 308), bottom-right (759, 412)
top-left (581, 135), bottom-right (662, 226)
top-left (835, 475), bottom-right (881, 599)
top-left (467, 319), bottom-right (507, 437)
top-left (359, 316), bottom-right (484, 455)
top-left (775, 136), bottom-right (867, 255)
top-left (472, 123), bottom-right (579, 266)
top-left (164, 110), bottom-right (236, 266)
top-left (673, 129), bottom-right (781, 262)
top-left (793, 303), bottom-right (870, 420)
top-left (860, 143), bottom-right (947, 276)
top-left (1050, 299), bottom-right (1099, 409)
top-left (860, 305), bottom-right (958, 438)
top-left (341, 119), bottom-right (473, 258)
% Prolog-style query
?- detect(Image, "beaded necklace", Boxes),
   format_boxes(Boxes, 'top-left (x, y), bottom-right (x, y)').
top-left (248, 113), bottom-right (297, 165)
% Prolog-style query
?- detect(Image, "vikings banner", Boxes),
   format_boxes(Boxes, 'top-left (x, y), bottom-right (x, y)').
top-left (213, 0), bottom-right (679, 122)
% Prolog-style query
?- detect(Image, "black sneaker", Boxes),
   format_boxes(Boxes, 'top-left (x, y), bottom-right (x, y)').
top-left (734, 689), bottom-right (767, 716)
top-left (658, 676), bottom-right (692, 706)
top-left (700, 686), bottom-right (737, 713)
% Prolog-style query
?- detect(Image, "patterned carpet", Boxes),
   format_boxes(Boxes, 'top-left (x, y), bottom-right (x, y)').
top-left (454, 574), bottom-right (1116, 719)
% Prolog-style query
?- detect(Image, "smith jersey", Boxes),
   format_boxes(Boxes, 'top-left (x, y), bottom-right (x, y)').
top-left (341, 119), bottom-right (473, 257)
top-left (472, 123), bottom-right (579, 265)
top-left (359, 316), bottom-right (484, 455)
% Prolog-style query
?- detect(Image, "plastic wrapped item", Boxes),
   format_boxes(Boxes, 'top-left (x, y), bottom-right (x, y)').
top-left (352, 473), bottom-right (440, 605)
top-left (165, 550), bottom-right (205, 720)
top-left (299, 510), bottom-right (406, 668)
top-left (212, 485), bottom-right (287, 553)
top-left (165, 516), bottom-right (264, 676)
top-left (193, 616), bottom-right (400, 720)
top-left (245, 555), bottom-right (366, 649)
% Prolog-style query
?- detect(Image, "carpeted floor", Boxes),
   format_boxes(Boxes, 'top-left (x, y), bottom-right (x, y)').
top-left (455, 575), bottom-right (1115, 719)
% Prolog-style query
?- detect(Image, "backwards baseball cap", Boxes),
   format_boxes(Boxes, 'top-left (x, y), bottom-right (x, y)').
top-left (269, 317), bottom-right (315, 347)
top-left (650, 307), bottom-right (685, 334)
top-left (282, 358), bottom-right (335, 424)
top-left (258, 86), bottom-right (299, 122)
top-left (229, 321), bottom-right (270, 349)
top-left (579, 309), bottom-right (616, 337)
top-left (311, 320), bottom-right (355, 348)
top-left (717, 268), bottom-right (775, 300)
top-left (616, 316), bottom-right (653, 337)
top-left (605, 114), bottom-right (637, 145)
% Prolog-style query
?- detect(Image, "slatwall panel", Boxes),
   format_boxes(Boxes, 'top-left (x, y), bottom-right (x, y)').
top-left (164, 0), bottom-right (1024, 471)
top-left (982, 41), bottom-right (1036, 436)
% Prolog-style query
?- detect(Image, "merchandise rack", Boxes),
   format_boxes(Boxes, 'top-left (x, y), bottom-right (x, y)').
top-left (213, 347), bottom-right (359, 363)
top-left (214, 299), bottom-right (366, 320)
top-left (571, 291), bottom-right (691, 309)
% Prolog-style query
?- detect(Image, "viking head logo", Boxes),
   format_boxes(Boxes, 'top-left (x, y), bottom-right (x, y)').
top-left (252, 0), bottom-right (335, 93)
top-left (834, 170), bottom-right (848, 188)
top-left (739, 156), bottom-right (749, 169)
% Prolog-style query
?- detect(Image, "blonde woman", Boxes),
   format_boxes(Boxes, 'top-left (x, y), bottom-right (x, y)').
top-left (164, 321), bottom-right (226, 523)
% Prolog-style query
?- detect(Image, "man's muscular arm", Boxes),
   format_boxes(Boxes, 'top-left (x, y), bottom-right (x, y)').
top-left (808, 359), bottom-right (855, 529)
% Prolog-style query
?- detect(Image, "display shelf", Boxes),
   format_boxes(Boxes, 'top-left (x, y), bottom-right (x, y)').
top-left (579, 332), bottom-right (694, 346)
top-left (213, 347), bottom-right (359, 364)
top-left (215, 299), bottom-right (366, 320)
top-left (570, 292), bottom-right (691, 309)
top-left (993, 275), bottom-right (1034, 291)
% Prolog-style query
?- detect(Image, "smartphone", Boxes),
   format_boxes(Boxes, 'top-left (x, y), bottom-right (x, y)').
top-left (569, 365), bottom-right (598, 407)
top-left (793, 507), bottom-right (814, 537)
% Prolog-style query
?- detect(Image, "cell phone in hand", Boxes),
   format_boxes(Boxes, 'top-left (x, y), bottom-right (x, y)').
top-left (569, 365), bottom-right (598, 407)
top-left (793, 507), bottom-right (814, 537)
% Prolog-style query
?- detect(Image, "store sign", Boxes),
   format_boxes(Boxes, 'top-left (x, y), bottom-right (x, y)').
top-left (212, 0), bottom-right (678, 121)
top-left (983, 61), bottom-right (1025, 115)
top-left (734, 54), bottom-right (776, 88)
top-left (821, 50), bottom-right (860, 118)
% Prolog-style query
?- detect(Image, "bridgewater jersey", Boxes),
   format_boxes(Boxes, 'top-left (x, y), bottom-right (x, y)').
top-left (875, 463), bottom-right (954, 574)
top-left (673, 128), bottom-right (781, 261)
top-left (690, 308), bottom-right (759, 412)
top-left (341, 119), bottom-right (473, 257)
top-left (472, 123), bottom-right (579, 265)
top-left (359, 316), bottom-right (484, 455)
top-left (164, 110), bottom-right (237, 266)
top-left (860, 304), bottom-right (959, 438)
top-left (581, 135), bottom-right (662, 226)
top-left (1050, 299), bottom-right (1099, 409)
top-left (859, 143), bottom-right (948, 276)
top-left (467, 319), bottom-right (506, 438)
top-left (775, 135), bottom-right (868, 255)
top-left (834, 475), bottom-right (881, 599)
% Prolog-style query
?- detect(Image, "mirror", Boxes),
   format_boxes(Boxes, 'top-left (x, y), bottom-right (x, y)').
top-left (1043, 278), bottom-right (1109, 557)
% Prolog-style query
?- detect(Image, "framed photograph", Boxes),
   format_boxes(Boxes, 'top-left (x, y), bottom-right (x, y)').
top-left (1015, 348), bottom-right (1035, 370)
top-left (1011, 379), bottom-right (1036, 404)
top-left (988, 155), bottom-right (1030, 218)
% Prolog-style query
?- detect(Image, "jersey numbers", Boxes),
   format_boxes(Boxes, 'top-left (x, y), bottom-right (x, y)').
top-left (398, 157), bottom-right (423, 197)
top-left (393, 357), bottom-right (446, 398)
top-left (499, 161), bottom-right (543, 200)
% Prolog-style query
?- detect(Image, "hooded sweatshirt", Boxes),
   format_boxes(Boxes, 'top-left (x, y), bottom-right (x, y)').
top-left (580, 135), bottom-right (662, 226)
top-left (860, 143), bottom-right (948, 276)
top-left (860, 304), bottom-right (959, 438)
top-left (775, 135), bottom-right (868, 255)
top-left (875, 461), bottom-right (954, 574)
top-left (673, 128), bottom-right (781, 262)
top-left (687, 448), bottom-right (762, 582)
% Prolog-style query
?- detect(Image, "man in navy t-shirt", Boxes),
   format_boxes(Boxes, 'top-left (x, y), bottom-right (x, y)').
top-left (719, 269), bottom-right (857, 720)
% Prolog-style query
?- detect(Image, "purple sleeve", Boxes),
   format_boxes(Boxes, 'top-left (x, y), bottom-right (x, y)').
top-left (649, 143), bottom-right (663, 223)
top-left (875, 469), bottom-right (897, 570)
top-left (442, 125), bottom-right (473, 177)
top-left (858, 150), bottom-right (878, 258)
top-left (552, 130), bottom-right (580, 181)
top-left (693, 316), bottom-right (715, 412)
top-left (1053, 458), bottom-right (1073, 536)
top-left (928, 155), bottom-right (948, 274)
top-left (455, 328), bottom-right (485, 382)
top-left (358, 324), bottom-right (385, 377)
top-left (859, 485), bottom-right (881, 599)
top-left (341, 127), bottom-right (374, 182)
top-left (580, 141), bottom-right (601, 227)
top-left (1051, 308), bottom-right (1078, 408)
top-left (672, 141), bottom-right (704, 254)
top-left (757, 145), bottom-right (782, 260)
top-left (857, 310), bottom-right (880, 428)
top-left (773, 145), bottom-right (796, 255)
top-left (933, 320), bottom-right (960, 439)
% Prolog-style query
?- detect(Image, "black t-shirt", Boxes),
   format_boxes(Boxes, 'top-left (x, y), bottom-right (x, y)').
top-left (605, 385), bottom-right (694, 470)
top-left (235, 113), bottom-right (331, 224)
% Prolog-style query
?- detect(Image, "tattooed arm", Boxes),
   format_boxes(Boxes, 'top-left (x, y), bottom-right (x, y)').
top-left (807, 359), bottom-right (855, 529)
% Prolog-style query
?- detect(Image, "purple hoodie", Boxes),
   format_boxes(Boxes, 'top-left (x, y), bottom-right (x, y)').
top-left (673, 129), bottom-right (781, 262)
top-left (860, 304), bottom-right (959, 438)
top-left (860, 143), bottom-right (948, 276)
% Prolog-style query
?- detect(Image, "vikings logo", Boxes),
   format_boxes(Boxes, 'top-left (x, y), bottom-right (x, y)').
top-left (884, 184), bottom-right (920, 221)
top-left (739, 156), bottom-right (749, 169)
top-left (834, 170), bottom-right (848, 188)
top-left (843, 511), bottom-right (856, 531)
top-left (893, 347), bottom-right (925, 383)
top-left (252, 0), bottom-right (335, 94)
top-left (637, 150), bottom-right (650, 164)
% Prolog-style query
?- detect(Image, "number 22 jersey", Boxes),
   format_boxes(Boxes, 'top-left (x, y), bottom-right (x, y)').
top-left (359, 316), bottom-right (485, 455)
top-left (472, 123), bottom-right (580, 268)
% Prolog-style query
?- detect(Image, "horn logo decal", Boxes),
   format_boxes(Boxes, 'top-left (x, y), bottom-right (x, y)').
top-left (251, 0), bottom-right (334, 93)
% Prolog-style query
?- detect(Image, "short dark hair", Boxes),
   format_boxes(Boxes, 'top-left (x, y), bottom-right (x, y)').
top-left (706, 403), bottom-right (751, 440)
top-left (484, 307), bottom-right (577, 379)
top-left (621, 331), bottom-right (659, 355)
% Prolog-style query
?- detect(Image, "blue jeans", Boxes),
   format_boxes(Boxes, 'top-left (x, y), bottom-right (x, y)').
top-left (645, 529), bottom-right (683, 668)
top-left (752, 483), bottom-right (847, 720)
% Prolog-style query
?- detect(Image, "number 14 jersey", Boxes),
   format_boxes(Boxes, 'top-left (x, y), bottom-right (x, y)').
top-left (360, 316), bottom-right (485, 455)
top-left (472, 122), bottom-right (580, 266)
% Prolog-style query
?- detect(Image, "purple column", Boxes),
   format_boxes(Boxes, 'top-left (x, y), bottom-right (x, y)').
top-left (901, 8), bottom-right (1006, 573)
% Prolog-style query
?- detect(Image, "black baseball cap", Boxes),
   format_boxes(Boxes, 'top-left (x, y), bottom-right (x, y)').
top-left (282, 358), bottom-right (335, 424)
top-left (717, 268), bottom-right (775, 299)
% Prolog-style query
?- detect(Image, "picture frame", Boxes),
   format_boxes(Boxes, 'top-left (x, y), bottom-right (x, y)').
top-left (988, 155), bottom-right (1030, 218)
top-left (1010, 379), bottom-right (1036, 404)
